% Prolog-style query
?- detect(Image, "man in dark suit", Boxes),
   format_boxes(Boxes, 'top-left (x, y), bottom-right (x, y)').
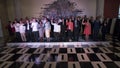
top-left (93, 17), bottom-right (101, 41)
top-left (74, 17), bottom-right (81, 41)
top-left (24, 20), bottom-right (32, 42)
top-left (60, 18), bottom-right (67, 41)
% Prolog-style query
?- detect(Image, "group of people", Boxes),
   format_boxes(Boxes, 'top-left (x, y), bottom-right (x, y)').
top-left (6, 15), bottom-right (109, 42)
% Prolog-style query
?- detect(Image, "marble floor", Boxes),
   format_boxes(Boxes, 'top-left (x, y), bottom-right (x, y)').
top-left (0, 41), bottom-right (120, 68)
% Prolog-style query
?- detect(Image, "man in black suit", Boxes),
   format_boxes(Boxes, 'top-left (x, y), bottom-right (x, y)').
top-left (93, 17), bottom-right (101, 41)
top-left (60, 18), bottom-right (67, 41)
top-left (24, 20), bottom-right (32, 42)
top-left (74, 17), bottom-right (81, 41)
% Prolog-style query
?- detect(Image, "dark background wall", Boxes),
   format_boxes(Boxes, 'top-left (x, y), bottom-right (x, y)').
top-left (104, 0), bottom-right (120, 18)
top-left (0, 0), bottom-right (8, 38)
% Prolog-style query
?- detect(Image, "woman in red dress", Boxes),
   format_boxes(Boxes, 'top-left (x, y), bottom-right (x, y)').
top-left (82, 18), bottom-right (91, 41)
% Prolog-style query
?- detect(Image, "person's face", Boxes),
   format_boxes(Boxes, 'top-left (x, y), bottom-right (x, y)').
top-left (14, 21), bottom-right (17, 23)
top-left (62, 19), bottom-right (64, 22)
top-left (66, 19), bottom-right (68, 22)
top-left (77, 17), bottom-right (80, 20)
top-left (20, 21), bottom-right (22, 24)
top-left (33, 19), bottom-right (36, 22)
top-left (40, 22), bottom-right (42, 24)
top-left (26, 20), bottom-right (29, 23)
top-left (69, 19), bottom-right (71, 22)
top-left (72, 17), bottom-right (74, 20)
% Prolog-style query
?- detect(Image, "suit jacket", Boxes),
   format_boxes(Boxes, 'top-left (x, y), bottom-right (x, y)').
top-left (24, 23), bottom-right (32, 32)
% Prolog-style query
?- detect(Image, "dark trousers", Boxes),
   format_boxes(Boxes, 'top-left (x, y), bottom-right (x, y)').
top-left (74, 27), bottom-right (80, 41)
top-left (32, 31), bottom-right (39, 42)
top-left (26, 30), bottom-right (32, 42)
top-left (93, 29), bottom-right (99, 40)
top-left (68, 30), bottom-right (73, 41)
top-left (61, 30), bottom-right (66, 41)
top-left (15, 32), bottom-right (21, 42)
top-left (54, 32), bottom-right (60, 41)
top-left (102, 32), bottom-right (106, 41)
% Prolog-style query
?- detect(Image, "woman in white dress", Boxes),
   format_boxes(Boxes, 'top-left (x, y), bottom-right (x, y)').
top-left (19, 21), bottom-right (26, 42)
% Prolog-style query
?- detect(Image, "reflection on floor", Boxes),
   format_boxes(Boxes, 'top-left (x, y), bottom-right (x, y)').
top-left (0, 42), bottom-right (120, 68)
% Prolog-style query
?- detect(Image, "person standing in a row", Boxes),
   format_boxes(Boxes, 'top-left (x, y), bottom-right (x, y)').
top-left (101, 19), bottom-right (108, 41)
top-left (38, 21), bottom-right (45, 42)
top-left (74, 17), bottom-right (81, 41)
top-left (6, 21), bottom-right (15, 41)
top-left (44, 18), bottom-right (51, 42)
top-left (14, 21), bottom-right (21, 42)
top-left (60, 18), bottom-right (67, 41)
top-left (82, 18), bottom-right (91, 41)
top-left (19, 21), bottom-right (26, 42)
top-left (93, 17), bottom-right (101, 41)
top-left (31, 18), bottom-right (39, 42)
top-left (66, 19), bottom-right (74, 41)
top-left (51, 19), bottom-right (61, 41)
top-left (24, 20), bottom-right (32, 42)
